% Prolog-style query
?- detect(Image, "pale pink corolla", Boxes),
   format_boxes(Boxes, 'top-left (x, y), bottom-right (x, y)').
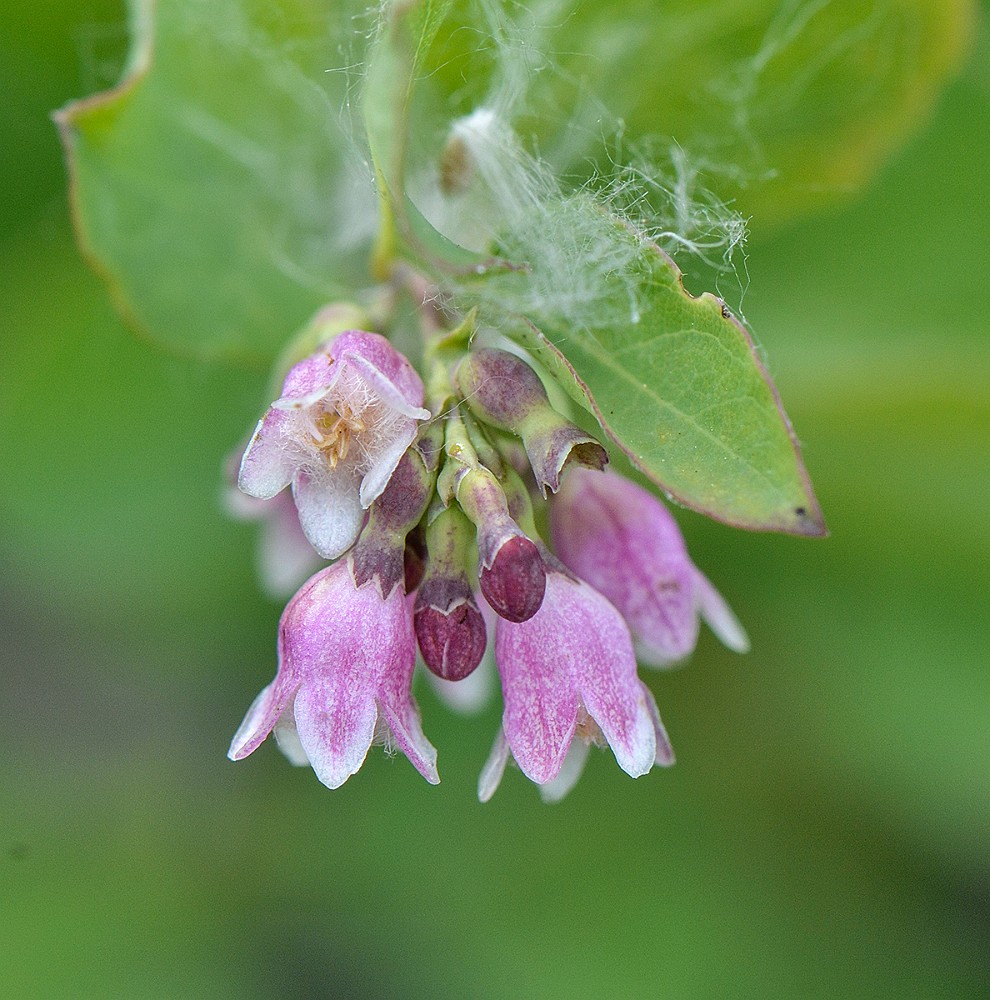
top-left (238, 331), bottom-right (430, 560)
top-left (228, 560), bottom-right (439, 789)
top-left (478, 559), bottom-right (673, 802)
top-left (551, 469), bottom-right (749, 667)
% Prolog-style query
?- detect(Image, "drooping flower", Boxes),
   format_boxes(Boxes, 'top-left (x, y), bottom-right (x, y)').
top-left (228, 559), bottom-right (439, 789)
top-left (238, 330), bottom-right (430, 560)
top-left (478, 555), bottom-right (673, 801)
top-left (550, 468), bottom-right (749, 667)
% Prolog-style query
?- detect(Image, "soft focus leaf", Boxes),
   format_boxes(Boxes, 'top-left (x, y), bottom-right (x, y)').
top-left (56, 0), bottom-right (377, 364)
top-left (57, 0), bottom-right (973, 361)
top-left (428, 0), bottom-right (976, 224)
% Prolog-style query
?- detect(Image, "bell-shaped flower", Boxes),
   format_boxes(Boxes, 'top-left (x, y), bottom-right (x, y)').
top-left (228, 560), bottom-right (439, 789)
top-left (238, 330), bottom-right (430, 560)
top-left (550, 468), bottom-right (749, 667)
top-left (478, 555), bottom-right (673, 801)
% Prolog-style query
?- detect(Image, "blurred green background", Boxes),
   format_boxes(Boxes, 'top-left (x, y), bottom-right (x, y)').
top-left (1, 3), bottom-right (988, 998)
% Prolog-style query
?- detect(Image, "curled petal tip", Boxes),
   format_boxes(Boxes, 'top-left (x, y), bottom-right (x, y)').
top-left (694, 571), bottom-right (750, 654)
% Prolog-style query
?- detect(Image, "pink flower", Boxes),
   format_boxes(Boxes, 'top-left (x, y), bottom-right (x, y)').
top-left (228, 560), bottom-right (439, 789)
top-left (238, 330), bottom-right (430, 560)
top-left (551, 469), bottom-right (749, 667)
top-left (478, 558), bottom-right (673, 801)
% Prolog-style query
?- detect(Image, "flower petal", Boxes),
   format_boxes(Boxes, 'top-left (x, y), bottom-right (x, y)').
top-left (293, 466), bottom-right (365, 560)
top-left (538, 739), bottom-right (591, 803)
top-left (238, 410), bottom-right (300, 499)
top-left (495, 586), bottom-right (580, 785)
top-left (276, 350), bottom-right (337, 405)
top-left (256, 494), bottom-right (323, 598)
top-left (357, 420), bottom-right (420, 508)
top-left (331, 330), bottom-right (428, 414)
top-left (227, 667), bottom-right (300, 761)
top-left (478, 727), bottom-right (511, 803)
top-left (293, 670), bottom-right (379, 790)
top-left (378, 697), bottom-right (440, 784)
top-left (567, 582), bottom-right (657, 778)
top-left (273, 696), bottom-right (311, 767)
top-left (694, 569), bottom-right (750, 653)
top-left (375, 590), bottom-right (439, 784)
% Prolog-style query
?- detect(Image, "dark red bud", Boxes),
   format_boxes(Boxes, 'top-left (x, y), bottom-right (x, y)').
top-left (415, 598), bottom-right (487, 681)
top-left (480, 535), bottom-right (546, 623)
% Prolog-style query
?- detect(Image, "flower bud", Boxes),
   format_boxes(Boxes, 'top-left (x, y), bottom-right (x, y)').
top-left (455, 348), bottom-right (607, 494)
top-left (415, 590), bottom-right (488, 681)
top-left (456, 466), bottom-right (546, 622)
top-left (480, 534), bottom-right (546, 624)
top-left (352, 444), bottom-right (437, 598)
top-left (414, 507), bottom-right (488, 680)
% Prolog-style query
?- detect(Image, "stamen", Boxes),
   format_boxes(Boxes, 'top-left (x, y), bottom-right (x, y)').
top-left (307, 399), bottom-right (367, 469)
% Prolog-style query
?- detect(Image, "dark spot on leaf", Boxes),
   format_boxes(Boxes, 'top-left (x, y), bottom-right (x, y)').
top-left (795, 507), bottom-right (806, 516)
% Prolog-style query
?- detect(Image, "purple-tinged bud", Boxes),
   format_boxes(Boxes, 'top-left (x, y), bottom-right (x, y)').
top-left (414, 506), bottom-right (488, 680)
top-left (415, 589), bottom-right (488, 680)
top-left (455, 349), bottom-right (608, 495)
top-left (480, 535), bottom-right (545, 624)
top-left (352, 445), bottom-right (437, 598)
top-left (456, 466), bottom-right (546, 622)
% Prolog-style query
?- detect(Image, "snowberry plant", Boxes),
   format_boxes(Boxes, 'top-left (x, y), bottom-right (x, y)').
top-left (58, 0), bottom-right (969, 798)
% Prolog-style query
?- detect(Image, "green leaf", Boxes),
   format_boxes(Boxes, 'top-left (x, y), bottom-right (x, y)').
top-left (57, 0), bottom-right (972, 359)
top-left (56, 0), bottom-right (377, 364)
top-left (461, 199), bottom-right (824, 535)
top-left (427, 0), bottom-right (977, 225)
top-left (362, 0), bottom-right (499, 276)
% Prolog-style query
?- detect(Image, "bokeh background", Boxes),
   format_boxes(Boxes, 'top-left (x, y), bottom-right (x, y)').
top-left (2, 3), bottom-right (988, 998)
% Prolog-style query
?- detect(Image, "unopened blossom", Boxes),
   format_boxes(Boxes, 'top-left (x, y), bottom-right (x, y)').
top-left (456, 466), bottom-right (546, 623)
top-left (414, 506), bottom-right (487, 680)
top-left (550, 468), bottom-right (749, 667)
top-left (228, 559), bottom-right (439, 789)
top-left (238, 330), bottom-right (430, 560)
top-left (455, 348), bottom-right (608, 495)
top-left (478, 554), bottom-right (673, 802)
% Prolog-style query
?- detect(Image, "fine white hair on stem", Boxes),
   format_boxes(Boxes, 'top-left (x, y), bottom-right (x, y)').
top-left (407, 0), bottom-right (756, 330)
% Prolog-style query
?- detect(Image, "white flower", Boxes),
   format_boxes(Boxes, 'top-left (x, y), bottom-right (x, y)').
top-left (238, 330), bottom-right (430, 559)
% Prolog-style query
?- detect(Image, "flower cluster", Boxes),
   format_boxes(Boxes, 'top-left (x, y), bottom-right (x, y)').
top-left (227, 317), bottom-right (747, 800)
